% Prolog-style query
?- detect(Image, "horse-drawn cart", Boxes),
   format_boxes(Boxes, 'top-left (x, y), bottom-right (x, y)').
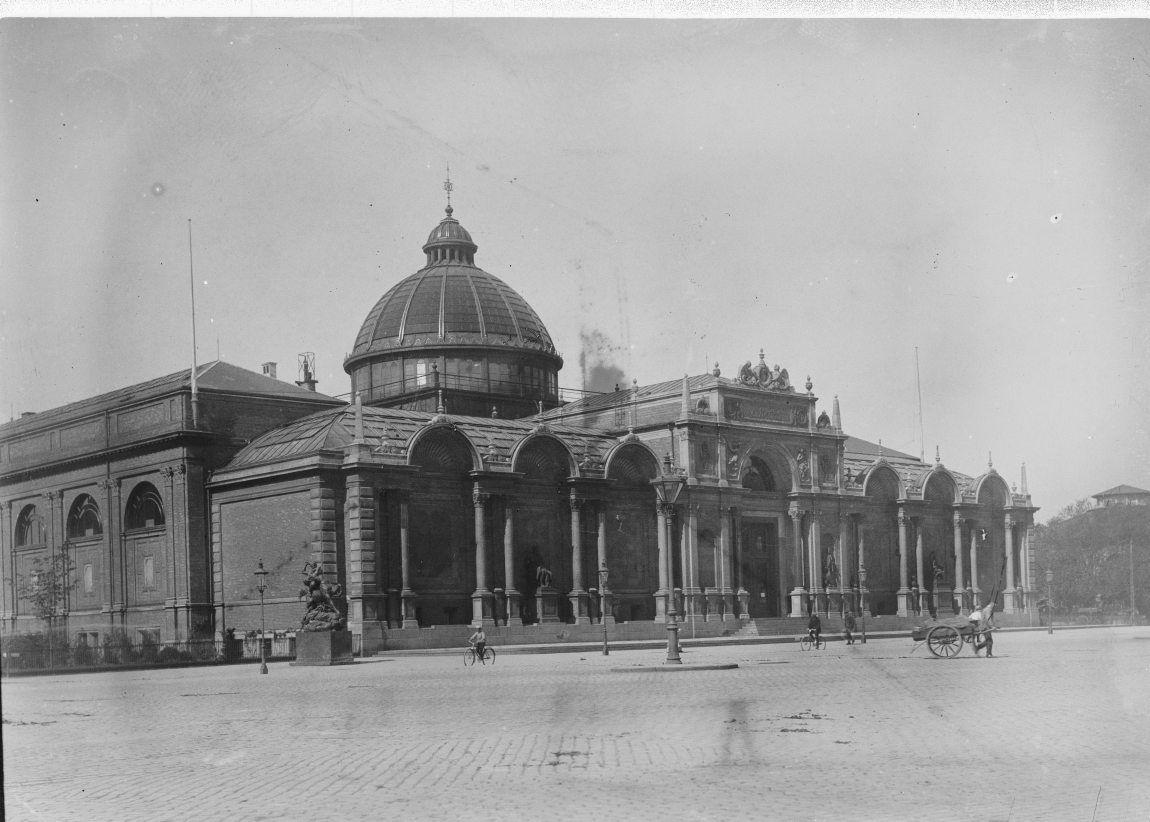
top-left (911, 616), bottom-right (993, 658)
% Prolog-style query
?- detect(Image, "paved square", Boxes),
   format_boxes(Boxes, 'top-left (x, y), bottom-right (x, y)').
top-left (4, 628), bottom-right (1149, 821)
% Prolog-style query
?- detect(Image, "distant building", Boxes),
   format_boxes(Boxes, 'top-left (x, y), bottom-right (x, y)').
top-left (2, 199), bottom-right (1040, 654)
top-left (1092, 485), bottom-right (1150, 508)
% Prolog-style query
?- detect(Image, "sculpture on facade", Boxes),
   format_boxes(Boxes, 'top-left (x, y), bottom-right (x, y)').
top-left (824, 551), bottom-right (840, 589)
top-left (298, 561), bottom-right (344, 631)
top-left (796, 449), bottom-right (811, 484)
top-left (736, 354), bottom-right (794, 392)
top-left (535, 564), bottom-right (554, 589)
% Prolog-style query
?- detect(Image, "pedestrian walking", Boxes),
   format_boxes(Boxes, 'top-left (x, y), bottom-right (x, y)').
top-left (843, 611), bottom-right (857, 645)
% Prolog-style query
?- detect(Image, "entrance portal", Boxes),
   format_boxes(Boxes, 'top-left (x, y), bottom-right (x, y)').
top-left (740, 521), bottom-right (780, 618)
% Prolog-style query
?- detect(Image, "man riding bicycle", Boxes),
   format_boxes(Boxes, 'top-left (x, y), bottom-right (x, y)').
top-left (807, 612), bottom-right (822, 647)
top-left (468, 625), bottom-right (488, 659)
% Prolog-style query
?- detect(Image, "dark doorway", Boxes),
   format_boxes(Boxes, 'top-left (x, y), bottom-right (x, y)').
top-left (740, 521), bottom-right (780, 617)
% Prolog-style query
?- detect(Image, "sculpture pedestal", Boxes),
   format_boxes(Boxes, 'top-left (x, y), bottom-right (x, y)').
top-left (535, 586), bottom-right (561, 624)
top-left (291, 629), bottom-right (354, 666)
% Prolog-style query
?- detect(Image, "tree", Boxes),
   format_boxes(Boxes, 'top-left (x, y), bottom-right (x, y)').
top-left (17, 550), bottom-right (76, 666)
top-left (1032, 501), bottom-right (1150, 621)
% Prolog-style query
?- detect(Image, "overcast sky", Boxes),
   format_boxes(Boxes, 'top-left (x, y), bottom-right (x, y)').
top-left (1, 17), bottom-right (1147, 520)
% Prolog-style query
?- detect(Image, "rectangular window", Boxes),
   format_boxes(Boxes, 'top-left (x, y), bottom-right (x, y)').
top-left (83, 563), bottom-right (94, 593)
top-left (143, 556), bottom-right (155, 590)
top-left (379, 360), bottom-right (401, 397)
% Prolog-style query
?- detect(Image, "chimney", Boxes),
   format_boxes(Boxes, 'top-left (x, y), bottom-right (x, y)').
top-left (296, 352), bottom-right (318, 392)
top-left (261, 362), bottom-right (277, 380)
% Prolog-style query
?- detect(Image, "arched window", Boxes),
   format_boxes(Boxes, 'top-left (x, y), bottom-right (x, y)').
top-left (67, 494), bottom-right (103, 539)
top-left (14, 504), bottom-right (43, 547)
top-left (125, 483), bottom-right (165, 530)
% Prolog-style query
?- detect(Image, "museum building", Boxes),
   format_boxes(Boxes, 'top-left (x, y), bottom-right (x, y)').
top-left (0, 202), bottom-right (1039, 654)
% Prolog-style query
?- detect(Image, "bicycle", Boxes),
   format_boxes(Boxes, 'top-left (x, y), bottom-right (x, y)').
top-left (464, 644), bottom-right (496, 666)
top-left (799, 632), bottom-right (825, 651)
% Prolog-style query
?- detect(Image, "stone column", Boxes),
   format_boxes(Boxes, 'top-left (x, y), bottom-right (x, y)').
top-left (655, 502), bottom-right (670, 622)
top-left (1004, 513), bottom-right (1017, 613)
top-left (837, 515), bottom-right (849, 615)
top-left (810, 512), bottom-right (826, 614)
top-left (719, 506), bottom-right (734, 620)
top-left (0, 503), bottom-right (10, 623)
top-left (789, 506), bottom-right (806, 617)
top-left (399, 494), bottom-right (418, 628)
top-left (896, 509), bottom-right (911, 616)
top-left (914, 517), bottom-right (925, 616)
top-left (1022, 523), bottom-right (1034, 611)
top-left (597, 505), bottom-right (613, 625)
top-left (953, 513), bottom-right (966, 615)
top-left (685, 503), bottom-right (702, 621)
top-left (471, 487), bottom-right (494, 626)
top-left (969, 526), bottom-right (982, 605)
top-left (569, 496), bottom-right (590, 624)
top-left (504, 502), bottom-right (521, 625)
top-left (856, 515), bottom-right (871, 617)
top-left (735, 510), bottom-right (750, 619)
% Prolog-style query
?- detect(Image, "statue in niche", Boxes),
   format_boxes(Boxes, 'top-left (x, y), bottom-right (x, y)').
top-left (824, 550), bottom-right (840, 589)
top-left (535, 564), bottom-right (554, 590)
top-left (298, 562), bottom-right (344, 632)
top-left (929, 552), bottom-right (945, 590)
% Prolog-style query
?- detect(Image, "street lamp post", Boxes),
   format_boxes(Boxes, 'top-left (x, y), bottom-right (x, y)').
top-left (652, 454), bottom-right (686, 665)
top-left (599, 563), bottom-right (610, 656)
top-left (859, 566), bottom-right (868, 644)
top-left (1045, 567), bottom-right (1054, 636)
top-left (255, 560), bottom-right (270, 674)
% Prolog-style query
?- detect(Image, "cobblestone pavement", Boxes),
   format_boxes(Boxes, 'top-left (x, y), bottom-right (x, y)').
top-left (4, 628), bottom-right (1149, 821)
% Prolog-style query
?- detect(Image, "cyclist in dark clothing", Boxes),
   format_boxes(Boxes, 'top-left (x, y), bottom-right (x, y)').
top-left (807, 613), bottom-right (822, 646)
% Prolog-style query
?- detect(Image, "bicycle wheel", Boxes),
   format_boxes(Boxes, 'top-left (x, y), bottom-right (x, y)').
top-left (464, 648), bottom-right (476, 667)
top-left (482, 647), bottom-right (496, 665)
top-left (799, 636), bottom-right (812, 651)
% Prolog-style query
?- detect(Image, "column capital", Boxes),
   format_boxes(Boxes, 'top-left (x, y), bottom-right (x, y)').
top-left (472, 487), bottom-right (491, 507)
top-left (953, 512), bottom-right (965, 526)
top-left (1004, 512), bottom-right (1014, 526)
top-left (569, 496), bottom-right (586, 511)
top-left (897, 510), bottom-right (909, 526)
top-left (657, 500), bottom-right (676, 517)
top-left (788, 504), bottom-right (806, 522)
top-left (97, 478), bottom-right (118, 492)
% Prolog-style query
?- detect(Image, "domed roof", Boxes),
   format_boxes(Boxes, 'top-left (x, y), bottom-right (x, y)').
top-left (349, 209), bottom-right (560, 363)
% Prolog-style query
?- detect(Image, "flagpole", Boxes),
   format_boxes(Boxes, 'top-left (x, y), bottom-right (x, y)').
top-left (915, 346), bottom-right (925, 463)
top-left (188, 218), bottom-right (200, 428)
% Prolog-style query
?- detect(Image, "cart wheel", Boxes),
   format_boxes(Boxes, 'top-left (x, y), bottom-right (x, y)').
top-left (926, 625), bottom-right (963, 658)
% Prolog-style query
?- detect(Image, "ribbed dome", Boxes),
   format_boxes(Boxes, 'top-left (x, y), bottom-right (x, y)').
top-left (349, 209), bottom-right (559, 360)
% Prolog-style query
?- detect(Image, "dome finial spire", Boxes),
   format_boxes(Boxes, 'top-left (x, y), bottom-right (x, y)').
top-left (443, 163), bottom-right (454, 216)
